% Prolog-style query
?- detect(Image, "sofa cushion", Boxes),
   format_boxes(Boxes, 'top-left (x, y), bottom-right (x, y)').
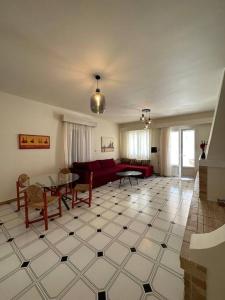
top-left (120, 158), bottom-right (151, 166)
top-left (139, 159), bottom-right (151, 166)
top-left (99, 159), bottom-right (116, 168)
top-left (120, 158), bottom-right (131, 164)
top-left (129, 159), bottom-right (137, 165)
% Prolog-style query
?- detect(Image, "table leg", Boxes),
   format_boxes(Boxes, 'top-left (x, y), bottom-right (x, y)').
top-left (128, 176), bottom-right (132, 186)
top-left (119, 178), bottom-right (122, 188)
top-left (62, 195), bottom-right (70, 210)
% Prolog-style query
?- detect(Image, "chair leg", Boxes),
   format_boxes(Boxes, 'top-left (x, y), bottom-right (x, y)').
top-left (44, 204), bottom-right (48, 231)
top-left (89, 189), bottom-right (92, 207)
top-left (72, 190), bottom-right (74, 208)
top-left (16, 183), bottom-right (20, 211)
top-left (25, 203), bottom-right (29, 228)
top-left (69, 183), bottom-right (72, 193)
top-left (58, 196), bottom-right (62, 217)
top-left (16, 197), bottom-right (20, 212)
top-left (72, 190), bottom-right (77, 208)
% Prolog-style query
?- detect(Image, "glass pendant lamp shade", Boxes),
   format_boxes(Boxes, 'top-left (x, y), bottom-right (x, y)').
top-left (140, 114), bottom-right (145, 121)
top-left (90, 90), bottom-right (106, 114)
top-left (90, 75), bottom-right (106, 114)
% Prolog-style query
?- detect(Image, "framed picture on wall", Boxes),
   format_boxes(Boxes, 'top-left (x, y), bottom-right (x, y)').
top-left (101, 136), bottom-right (114, 152)
top-left (18, 134), bottom-right (50, 149)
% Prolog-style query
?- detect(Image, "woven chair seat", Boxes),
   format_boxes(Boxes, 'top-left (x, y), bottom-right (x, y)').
top-left (74, 184), bottom-right (89, 192)
top-left (29, 196), bottom-right (58, 208)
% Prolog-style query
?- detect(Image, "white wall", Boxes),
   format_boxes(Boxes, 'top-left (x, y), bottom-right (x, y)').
top-left (207, 73), bottom-right (225, 161)
top-left (200, 72), bottom-right (225, 201)
top-left (207, 167), bottom-right (225, 201)
top-left (0, 91), bottom-right (119, 202)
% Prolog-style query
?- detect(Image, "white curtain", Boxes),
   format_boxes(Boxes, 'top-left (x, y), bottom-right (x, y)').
top-left (160, 127), bottom-right (179, 177)
top-left (121, 129), bottom-right (150, 160)
top-left (64, 122), bottom-right (92, 166)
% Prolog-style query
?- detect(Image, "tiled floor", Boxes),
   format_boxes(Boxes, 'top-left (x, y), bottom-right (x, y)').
top-left (0, 176), bottom-right (194, 300)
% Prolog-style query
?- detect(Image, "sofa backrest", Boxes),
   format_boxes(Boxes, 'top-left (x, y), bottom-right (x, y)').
top-left (73, 159), bottom-right (116, 171)
top-left (99, 159), bottom-right (116, 168)
top-left (73, 160), bottom-right (101, 171)
top-left (120, 158), bottom-right (151, 166)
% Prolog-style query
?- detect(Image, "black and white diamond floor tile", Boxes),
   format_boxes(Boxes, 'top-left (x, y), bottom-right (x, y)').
top-left (0, 177), bottom-right (194, 300)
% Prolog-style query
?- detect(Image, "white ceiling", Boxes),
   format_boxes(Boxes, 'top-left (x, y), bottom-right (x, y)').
top-left (0, 0), bottom-right (224, 123)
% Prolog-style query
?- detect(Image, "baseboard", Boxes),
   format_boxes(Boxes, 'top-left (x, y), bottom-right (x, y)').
top-left (0, 197), bottom-right (17, 205)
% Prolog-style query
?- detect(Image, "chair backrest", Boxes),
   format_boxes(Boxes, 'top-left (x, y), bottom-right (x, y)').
top-left (59, 168), bottom-right (71, 174)
top-left (18, 174), bottom-right (29, 188)
top-left (25, 185), bottom-right (44, 205)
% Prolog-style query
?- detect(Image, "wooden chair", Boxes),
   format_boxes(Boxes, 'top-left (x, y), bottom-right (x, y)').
top-left (48, 168), bottom-right (72, 196)
top-left (58, 167), bottom-right (72, 195)
top-left (24, 185), bottom-right (62, 230)
top-left (72, 172), bottom-right (93, 208)
top-left (59, 168), bottom-right (71, 174)
top-left (16, 174), bottom-right (29, 211)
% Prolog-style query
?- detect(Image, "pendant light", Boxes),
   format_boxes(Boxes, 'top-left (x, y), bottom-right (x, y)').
top-left (140, 109), bottom-right (151, 129)
top-left (90, 75), bottom-right (106, 114)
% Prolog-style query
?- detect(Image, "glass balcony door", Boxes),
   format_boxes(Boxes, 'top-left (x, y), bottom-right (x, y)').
top-left (169, 128), bottom-right (196, 178)
top-left (181, 129), bottom-right (195, 178)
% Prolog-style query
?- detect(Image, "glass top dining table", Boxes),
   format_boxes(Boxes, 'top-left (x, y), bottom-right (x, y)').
top-left (25, 173), bottom-right (79, 210)
top-left (25, 173), bottom-right (78, 188)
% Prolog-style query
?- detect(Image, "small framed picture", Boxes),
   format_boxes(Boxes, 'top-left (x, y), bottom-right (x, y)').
top-left (101, 136), bottom-right (114, 152)
top-left (18, 134), bottom-right (50, 149)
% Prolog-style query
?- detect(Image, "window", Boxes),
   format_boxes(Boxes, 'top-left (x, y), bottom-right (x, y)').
top-left (64, 122), bottom-right (92, 165)
top-left (127, 130), bottom-right (150, 159)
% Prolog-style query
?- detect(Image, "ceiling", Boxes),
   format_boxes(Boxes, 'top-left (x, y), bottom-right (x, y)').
top-left (0, 0), bottom-right (224, 123)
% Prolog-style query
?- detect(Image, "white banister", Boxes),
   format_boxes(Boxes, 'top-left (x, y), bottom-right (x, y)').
top-left (190, 225), bottom-right (225, 300)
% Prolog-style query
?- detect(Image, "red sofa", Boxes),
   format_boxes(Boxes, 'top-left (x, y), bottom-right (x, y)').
top-left (71, 159), bottom-right (153, 188)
